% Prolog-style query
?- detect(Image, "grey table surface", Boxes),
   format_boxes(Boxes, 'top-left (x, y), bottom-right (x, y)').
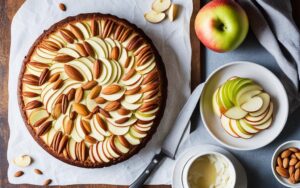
top-left (191, 29), bottom-right (300, 188)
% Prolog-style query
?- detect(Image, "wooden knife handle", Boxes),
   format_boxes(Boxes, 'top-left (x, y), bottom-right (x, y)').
top-left (129, 151), bottom-right (166, 188)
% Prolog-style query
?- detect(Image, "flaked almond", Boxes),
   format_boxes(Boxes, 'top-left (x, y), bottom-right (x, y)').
top-left (58, 3), bottom-right (66, 11)
top-left (85, 135), bottom-right (97, 144)
top-left (80, 119), bottom-right (91, 135)
top-left (75, 87), bottom-right (83, 103)
top-left (24, 100), bottom-right (43, 110)
top-left (115, 117), bottom-right (129, 124)
top-left (125, 86), bottom-right (141, 95)
top-left (89, 85), bottom-right (101, 99)
top-left (53, 54), bottom-right (75, 62)
top-left (69, 111), bottom-right (77, 120)
top-left (117, 108), bottom-right (131, 115)
top-left (74, 43), bottom-right (88, 57)
top-left (37, 121), bottom-right (52, 136)
top-left (69, 24), bottom-right (84, 40)
top-left (52, 79), bottom-right (64, 90)
top-left (60, 29), bottom-right (76, 43)
top-left (61, 94), bottom-right (68, 114)
top-left (64, 64), bottom-right (84, 81)
top-left (99, 109), bottom-right (111, 118)
top-left (34, 169), bottom-right (43, 175)
top-left (58, 135), bottom-right (68, 154)
top-left (118, 135), bottom-right (131, 148)
top-left (282, 150), bottom-right (293, 158)
top-left (52, 103), bottom-right (62, 119)
top-left (283, 158), bottom-right (289, 168)
top-left (22, 91), bottom-right (39, 98)
top-left (33, 117), bottom-right (49, 127)
top-left (91, 19), bottom-right (99, 36)
top-left (124, 56), bottom-right (131, 68)
top-left (290, 158), bottom-right (298, 166)
top-left (122, 68), bottom-right (136, 81)
top-left (43, 179), bottom-right (52, 186)
top-left (104, 101), bottom-right (120, 111)
top-left (39, 68), bottom-right (50, 85)
top-left (277, 156), bottom-right (283, 168)
top-left (28, 61), bottom-right (49, 69)
top-left (276, 166), bottom-right (289, 178)
top-left (83, 41), bottom-right (94, 57)
top-left (95, 97), bottom-right (106, 104)
top-left (14, 171), bottom-right (24, 177)
top-left (102, 85), bottom-right (122, 95)
top-left (65, 119), bottom-right (74, 135)
top-left (48, 73), bottom-right (60, 83)
top-left (73, 103), bottom-right (90, 116)
top-left (110, 46), bottom-right (119, 60)
top-left (96, 114), bottom-right (108, 131)
top-left (82, 80), bottom-right (98, 90)
top-left (93, 60), bottom-right (102, 79)
top-left (67, 88), bottom-right (76, 101)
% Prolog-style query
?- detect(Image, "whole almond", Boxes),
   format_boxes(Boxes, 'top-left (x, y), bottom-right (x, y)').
top-left (82, 80), bottom-right (98, 90)
top-left (296, 161), bottom-right (300, 169)
top-left (117, 108), bottom-right (131, 115)
top-left (43, 179), bottom-right (52, 186)
top-left (85, 112), bottom-right (94, 120)
top-left (118, 135), bottom-right (131, 148)
top-left (69, 111), bottom-right (77, 120)
top-left (124, 56), bottom-right (131, 68)
top-left (289, 165), bottom-right (295, 175)
top-left (52, 79), bottom-right (64, 90)
top-left (58, 135), bottom-right (68, 154)
top-left (290, 147), bottom-right (299, 153)
top-left (102, 85), bottom-right (122, 95)
top-left (295, 152), bottom-right (300, 160)
top-left (142, 71), bottom-right (159, 85)
top-left (141, 81), bottom-right (159, 93)
top-left (39, 68), bottom-right (50, 85)
top-left (83, 41), bottom-right (94, 57)
top-left (37, 121), bottom-right (52, 136)
top-left (292, 154), bottom-right (297, 159)
top-left (60, 29), bottom-right (76, 43)
top-left (49, 73), bottom-right (60, 83)
top-left (74, 43), bottom-right (88, 56)
top-left (110, 46), bottom-right (119, 60)
top-left (295, 169), bottom-right (300, 181)
top-left (73, 103), bottom-right (90, 116)
top-left (122, 68), bottom-right (136, 81)
top-left (64, 119), bottom-right (74, 135)
top-left (91, 19), bottom-right (99, 36)
top-left (104, 101), bottom-right (120, 111)
top-left (33, 117), bottom-right (49, 127)
top-left (277, 156), bottom-right (283, 168)
top-left (14, 171), bottom-right (24, 177)
top-left (99, 109), bottom-right (111, 118)
top-left (92, 106), bottom-right (100, 114)
top-left (75, 87), bottom-right (84, 103)
top-left (64, 64), bottom-right (84, 81)
top-left (283, 158), bottom-right (289, 168)
top-left (94, 97), bottom-right (106, 104)
top-left (276, 166), bottom-right (289, 178)
top-left (89, 85), bottom-right (101, 99)
top-left (56, 94), bottom-right (64, 104)
top-left (290, 158), bottom-right (298, 166)
top-left (61, 94), bottom-right (68, 114)
top-left (80, 119), bottom-right (91, 135)
top-left (282, 150), bottom-right (293, 158)
top-left (67, 88), bottom-right (76, 101)
top-left (52, 103), bottom-right (62, 119)
top-left (95, 114), bottom-right (108, 131)
top-left (85, 135), bottom-right (97, 144)
top-left (23, 74), bottom-right (39, 82)
top-left (24, 100), bottom-right (43, 110)
top-left (69, 24), bottom-right (84, 40)
top-left (93, 60), bottom-right (102, 79)
top-left (22, 91), bottom-right (39, 98)
top-left (28, 61), bottom-right (49, 69)
top-left (290, 173), bottom-right (296, 184)
top-left (54, 54), bottom-right (75, 62)
top-left (34, 169), bottom-right (43, 175)
top-left (58, 3), bottom-right (66, 11)
top-left (125, 86), bottom-right (141, 95)
top-left (81, 141), bottom-right (87, 161)
top-left (115, 117), bottom-right (130, 124)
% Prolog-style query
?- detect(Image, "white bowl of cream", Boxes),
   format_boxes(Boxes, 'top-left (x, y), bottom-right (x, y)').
top-left (182, 152), bottom-right (236, 188)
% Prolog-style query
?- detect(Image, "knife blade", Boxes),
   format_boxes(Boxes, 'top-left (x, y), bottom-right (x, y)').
top-left (129, 83), bottom-right (205, 188)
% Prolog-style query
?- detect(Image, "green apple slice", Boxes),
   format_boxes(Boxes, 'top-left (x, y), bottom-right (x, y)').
top-left (108, 123), bottom-right (130, 135)
top-left (231, 78), bottom-right (253, 101)
top-left (219, 84), bottom-right (234, 109)
top-left (220, 115), bottom-right (239, 138)
top-left (130, 127), bottom-right (147, 138)
top-left (135, 111), bottom-right (156, 121)
top-left (224, 106), bottom-right (248, 119)
top-left (124, 133), bottom-right (141, 145)
top-left (134, 124), bottom-right (151, 132)
top-left (230, 119), bottom-right (253, 139)
top-left (228, 78), bottom-right (242, 101)
top-left (249, 93), bottom-right (270, 117)
top-left (239, 119), bottom-right (259, 134)
top-left (241, 96), bottom-right (263, 112)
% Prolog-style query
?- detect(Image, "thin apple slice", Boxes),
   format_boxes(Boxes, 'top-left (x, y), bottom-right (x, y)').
top-left (212, 89), bottom-right (221, 117)
top-left (167, 4), bottom-right (178, 21)
top-left (249, 93), bottom-right (270, 117)
top-left (241, 96), bottom-right (263, 112)
top-left (152, 0), bottom-right (171, 12)
top-left (220, 115), bottom-right (239, 138)
top-left (239, 119), bottom-right (260, 134)
top-left (252, 118), bottom-right (272, 130)
top-left (224, 106), bottom-right (248, 120)
top-left (230, 119), bottom-right (253, 139)
top-left (245, 102), bottom-right (273, 125)
top-left (144, 11), bottom-right (166, 24)
top-left (236, 84), bottom-right (262, 105)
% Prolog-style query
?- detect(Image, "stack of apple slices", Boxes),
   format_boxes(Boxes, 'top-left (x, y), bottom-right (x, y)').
top-left (212, 77), bottom-right (273, 139)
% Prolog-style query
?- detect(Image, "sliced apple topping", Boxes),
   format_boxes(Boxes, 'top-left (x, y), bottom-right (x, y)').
top-left (213, 77), bottom-right (273, 139)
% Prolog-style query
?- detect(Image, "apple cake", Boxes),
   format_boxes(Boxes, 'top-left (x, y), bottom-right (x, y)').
top-left (18, 13), bottom-right (167, 168)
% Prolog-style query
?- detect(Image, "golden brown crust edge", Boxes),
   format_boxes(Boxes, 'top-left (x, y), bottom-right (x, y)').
top-left (17, 13), bottom-right (168, 168)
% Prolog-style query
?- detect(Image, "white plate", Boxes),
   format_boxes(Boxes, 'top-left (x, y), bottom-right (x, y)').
top-left (172, 144), bottom-right (247, 188)
top-left (200, 61), bottom-right (289, 150)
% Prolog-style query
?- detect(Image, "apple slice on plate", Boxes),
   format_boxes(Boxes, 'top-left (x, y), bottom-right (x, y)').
top-left (212, 89), bottom-right (221, 117)
top-left (236, 84), bottom-right (262, 105)
top-left (249, 93), bottom-right (270, 117)
top-left (230, 119), bottom-right (253, 139)
top-left (239, 119), bottom-right (260, 134)
top-left (220, 115), bottom-right (239, 138)
top-left (224, 106), bottom-right (248, 119)
top-left (241, 96), bottom-right (263, 112)
top-left (244, 102), bottom-right (273, 125)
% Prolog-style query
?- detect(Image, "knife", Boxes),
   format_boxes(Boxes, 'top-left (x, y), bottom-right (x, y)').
top-left (129, 83), bottom-right (205, 188)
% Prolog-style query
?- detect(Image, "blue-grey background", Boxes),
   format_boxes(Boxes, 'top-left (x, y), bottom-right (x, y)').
top-left (191, 28), bottom-right (300, 188)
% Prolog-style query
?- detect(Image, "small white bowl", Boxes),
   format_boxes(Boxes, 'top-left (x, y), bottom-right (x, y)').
top-left (181, 151), bottom-right (236, 188)
top-left (272, 140), bottom-right (300, 188)
top-left (200, 61), bottom-right (289, 150)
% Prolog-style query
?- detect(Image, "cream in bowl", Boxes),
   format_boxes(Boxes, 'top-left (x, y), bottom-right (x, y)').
top-left (182, 152), bottom-right (236, 188)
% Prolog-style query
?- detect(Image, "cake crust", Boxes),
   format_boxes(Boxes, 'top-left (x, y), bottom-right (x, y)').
top-left (17, 13), bottom-right (167, 168)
